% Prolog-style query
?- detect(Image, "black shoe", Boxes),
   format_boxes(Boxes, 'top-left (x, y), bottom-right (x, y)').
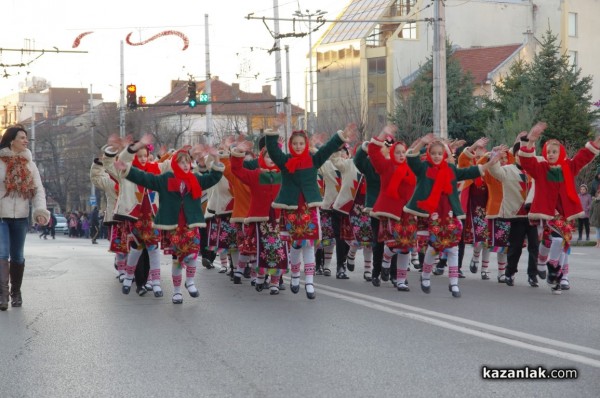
top-left (202, 258), bottom-right (214, 269)
top-left (136, 286), bottom-right (147, 296)
top-left (505, 275), bottom-right (514, 286)
top-left (305, 283), bottom-right (316, 300)
top-left (397, 283), bottom-right (410, 292)
top-left (251, 280), bottom-right (256, 287)
top-left (243, 266), bottom-right (251, 279)
top-left (290, 276), bottom-right (300, 294)
top-left (432, 267), bottom-right (444, 276)
top-left (233, 276), bottom-right (242, 285)
top-left (448, 284), bottom-right (461, 298)
top-left (363, 271), bottom-right (372, 282)
top-left (185, 282), bottom-right (199, 298)
top-left (527, 275), bottom-right (538, 287)
top-left (278, 279), bottom-right (286, 291)
top-left (323, 268), bottom-right (332, 277)
top-left (172, 293), bottom-right (183, 304)
top-left (316, 267), bottom-right (324, 276)
top-left (420, 276), bottom-right (431, 294)
top-left (346, 261), bottom-right (355, 272)
top-left (336, 271), bottom-right (349, 280)
top-left (469, 259), bottom-right (478, 274)
top-left (371, 277), bottom-right (381, 287)
top-left (560, 280), bottom-right (570, 290)
top-left (153, 287), bottom-right (163, 298)
top-left (537, 269), bottom-right (547, 279)
top-left (551, 284), bottom-right (562, 295)
top-left (381, 268), bottom-right (390, 281)
top-left (481, 271), bottom-right (490, 280)
top-left (255, 282), bottom-right (264, 292)
top-left (269, 287), bottom-right (279, 295)
top-left (122, 285), bottom-right (131, 295)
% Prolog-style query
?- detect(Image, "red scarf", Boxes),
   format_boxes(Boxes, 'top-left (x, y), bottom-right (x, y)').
top-left (542, 140), bottom-right (578, 203)
top-left (285, 131), bottom-right (313, 173)
top-left (418, 143), bottom-right (454, 213)
top-left (385, 142), bottom-right (415, 199)
top-left (258, 148), bottom-right (279, 171)
top-left (132, 153), bottom-right (161, 175)
top-left (168, 151), bottom-right (202, 199)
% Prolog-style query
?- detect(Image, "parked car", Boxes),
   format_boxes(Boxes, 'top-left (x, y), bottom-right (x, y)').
top-left (54, 215), bottom-right (69, 235)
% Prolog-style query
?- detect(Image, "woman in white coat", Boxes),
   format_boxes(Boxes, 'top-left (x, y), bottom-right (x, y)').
top-left (0, 125), bottom-right (49, 311)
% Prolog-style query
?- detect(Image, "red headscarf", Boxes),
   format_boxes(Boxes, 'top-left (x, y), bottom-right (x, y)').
top-left (258, 148), bottom-right (279, 171)
top-left (542, 139), bottom-right (578, 203)
top-left (168, 151), bottom-right (202, 199)
top-left (285, 130), bottom-right (313, 173)
top-left (132, 148), bottom-right (161, 175)
top-left (418, 141), bottom-right (454, 213)
top-left (385, 142), bottom-right (415, 199)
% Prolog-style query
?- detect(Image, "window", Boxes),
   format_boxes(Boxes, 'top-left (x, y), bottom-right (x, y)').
top-left (400, 22), bottom-right (417, 39)
top-left (568, 13), bottom-right (577, 37)
top-left (568, 50), bottom-right (578, 68)
top-left (368, 57), bottom-right (386, 75)
top-left (390, 0), bottom-right (416, 16)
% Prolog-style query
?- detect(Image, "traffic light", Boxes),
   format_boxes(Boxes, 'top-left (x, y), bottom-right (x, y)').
top-left (188, 81), bottom-right (197, 108)
top-left (126, 84), bottom-right (137, 110)
top-left (138, 96), bottom-right (147, 106)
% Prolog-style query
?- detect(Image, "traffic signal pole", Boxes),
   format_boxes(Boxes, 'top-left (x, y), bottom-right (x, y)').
top-left (205, 14), bottom-right (213, 145)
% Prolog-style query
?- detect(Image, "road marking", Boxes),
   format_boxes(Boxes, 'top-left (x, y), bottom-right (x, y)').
top-left (309, 281), bottom-right (600, 368)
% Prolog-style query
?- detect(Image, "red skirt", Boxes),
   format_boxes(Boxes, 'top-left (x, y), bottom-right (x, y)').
top-left (244, 219), bottom-right (288, 271)
top-left (109, 223), bottom-right (129, 254)
top-left (280, 198), bottom-right (321, 244)
top-left (377, 213), bottom-right (417, 251)
top-left (206, 214), bottom-right (238, 254)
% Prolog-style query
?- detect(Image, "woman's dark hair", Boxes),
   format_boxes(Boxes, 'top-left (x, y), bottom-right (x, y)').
top-left (0, 124), bottom-right (28, 150)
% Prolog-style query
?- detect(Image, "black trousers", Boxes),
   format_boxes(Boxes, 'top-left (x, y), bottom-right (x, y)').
top-left (578, 218), bottom-right (590, 239)
top-left (199, 226), bottom-right (216, 263)
top-left (331, 210), bottom-right (349, 271)
top-left (134, 249), bottom-right (150, 289)
top-left (506, 218), bottom-right (539, 278)
top-left (370, 216), bottom-right (397, 278)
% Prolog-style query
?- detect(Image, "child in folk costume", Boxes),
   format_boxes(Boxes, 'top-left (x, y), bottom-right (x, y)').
top-left (353, 141), bottom-right (382, 283)
top-left (518, 122), bottom-right (600, 294)
top-left (368, 127), bottom-right (417, 292)
top-left (486, 133), bottom-right (540, 287)
top-left (332, 144), bottom-right (373, 281)
top-left (90, 154), bottom-right (129, 284)
top-left (205, 151), bottom-right (236, 275)
top-left (266, 126), bottom-right (354, 299)
top-left (405, 134), bottom-right (501, 297)
top-left (115, 149), bottom-right (224, 303)
top-left (316, 152), bottom-right (342, 277)
top-left (231, 142), bottom-right (287, 295)
top-left (475, 147), bottom-right (515, 283)
top-left (458, 138), bottom-right (498, 280)
top-left (104, 136), bottom-right (166, 297)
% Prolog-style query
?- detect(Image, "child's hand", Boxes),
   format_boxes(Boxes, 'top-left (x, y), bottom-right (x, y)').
top-left (379, 124), bottom-right (397, 140)
top-left (473, 137), bottom-right (489, 150)
top-left (515, 131), bottom-right (528, 143)
top-left (528, 121), bottom-right (547, 142)
top-left (235, 140), bottom-right (253, 153)
top-left (114, 160), bottom-right (127, 171)
top-left (343, 123), bottom-right (359, 142)
top-left (420, 133), bottom-right (436, 145)
top-left (449, 139), bottom-right (466, 152)
top-left (310, 132), bottom-right (328, 148)
top-left (138, 133), bottom-right (154, 149)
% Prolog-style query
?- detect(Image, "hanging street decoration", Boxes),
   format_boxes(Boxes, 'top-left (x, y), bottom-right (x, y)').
top-left (71, 30), bottom-right (189, 51)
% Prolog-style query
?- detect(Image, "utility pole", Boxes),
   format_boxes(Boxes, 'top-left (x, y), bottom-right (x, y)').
top-left (273, 0), bottom-right (284, 115)
top-left (119, 41), bottom-right (125, 138)
top-left (89, 85), bottom-right (96, 202)
top-left (30, 106), bottom-right (35, 161)
top-left (205, 14), bottom-right (213, 145)
top-left (285, 44), bottom-right (292, 149)
top-left (293, 9), bottom-right (327, 134)
top-left (433, 0), bottom-right (448, 139)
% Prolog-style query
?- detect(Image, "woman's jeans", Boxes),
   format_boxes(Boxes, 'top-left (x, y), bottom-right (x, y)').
top-left (0, 218), bottom-right (28, 263)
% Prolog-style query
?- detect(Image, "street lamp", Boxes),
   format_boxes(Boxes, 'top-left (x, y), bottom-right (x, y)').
top-left (293, 9), bottom-right (327, 134)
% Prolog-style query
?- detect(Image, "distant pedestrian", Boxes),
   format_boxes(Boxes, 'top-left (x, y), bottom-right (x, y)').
top-left (577, 184), bottom-right (592, 241)
top-left (90, 206), bottom-right (100, 244)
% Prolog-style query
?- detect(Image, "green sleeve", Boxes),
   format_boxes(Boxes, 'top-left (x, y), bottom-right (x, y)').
top-left (125, 167), bottom-right (164, 192)
top-left (265, 134), bottom-right (289, 169)
top-left (312, 133), bottom-right (344, 169)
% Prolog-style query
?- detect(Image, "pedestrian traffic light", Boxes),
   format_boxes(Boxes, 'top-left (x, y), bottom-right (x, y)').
top-left (188, 81), bottom-right (197, 108)
top-left (138, 96), bottom-right (147, 106)
top-left (126, 84), bottom-right (137, 110)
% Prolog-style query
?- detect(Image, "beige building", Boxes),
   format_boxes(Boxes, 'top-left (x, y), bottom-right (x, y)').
top-left (312, 0), bottom-right (600, 133)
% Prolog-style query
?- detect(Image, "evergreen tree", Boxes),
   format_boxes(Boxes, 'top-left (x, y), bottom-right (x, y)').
top-left (390, 42), bottom-right (478, 143)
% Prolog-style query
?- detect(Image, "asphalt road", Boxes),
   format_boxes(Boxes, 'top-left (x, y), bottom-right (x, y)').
top-left (1, 234), bottom-right (599, 398)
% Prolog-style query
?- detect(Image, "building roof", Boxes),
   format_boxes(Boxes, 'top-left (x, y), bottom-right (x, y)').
top-left (151, 79), bottom-right (304, 116)
top-left (452, 44), bottom-right (522, 84)
top-left (320, 0), bottom-right (390, 45)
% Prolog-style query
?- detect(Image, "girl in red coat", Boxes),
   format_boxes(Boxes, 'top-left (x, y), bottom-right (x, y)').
top-left (231, 143), bottom-right (287, 295)
top-left (368, 125), bottom-right (417, 291)
top-left (519, 122), bottom-right (600, 294)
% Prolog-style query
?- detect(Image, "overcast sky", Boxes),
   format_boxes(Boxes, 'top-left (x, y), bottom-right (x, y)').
top-left (0, 0), bottom-right (344, 107)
